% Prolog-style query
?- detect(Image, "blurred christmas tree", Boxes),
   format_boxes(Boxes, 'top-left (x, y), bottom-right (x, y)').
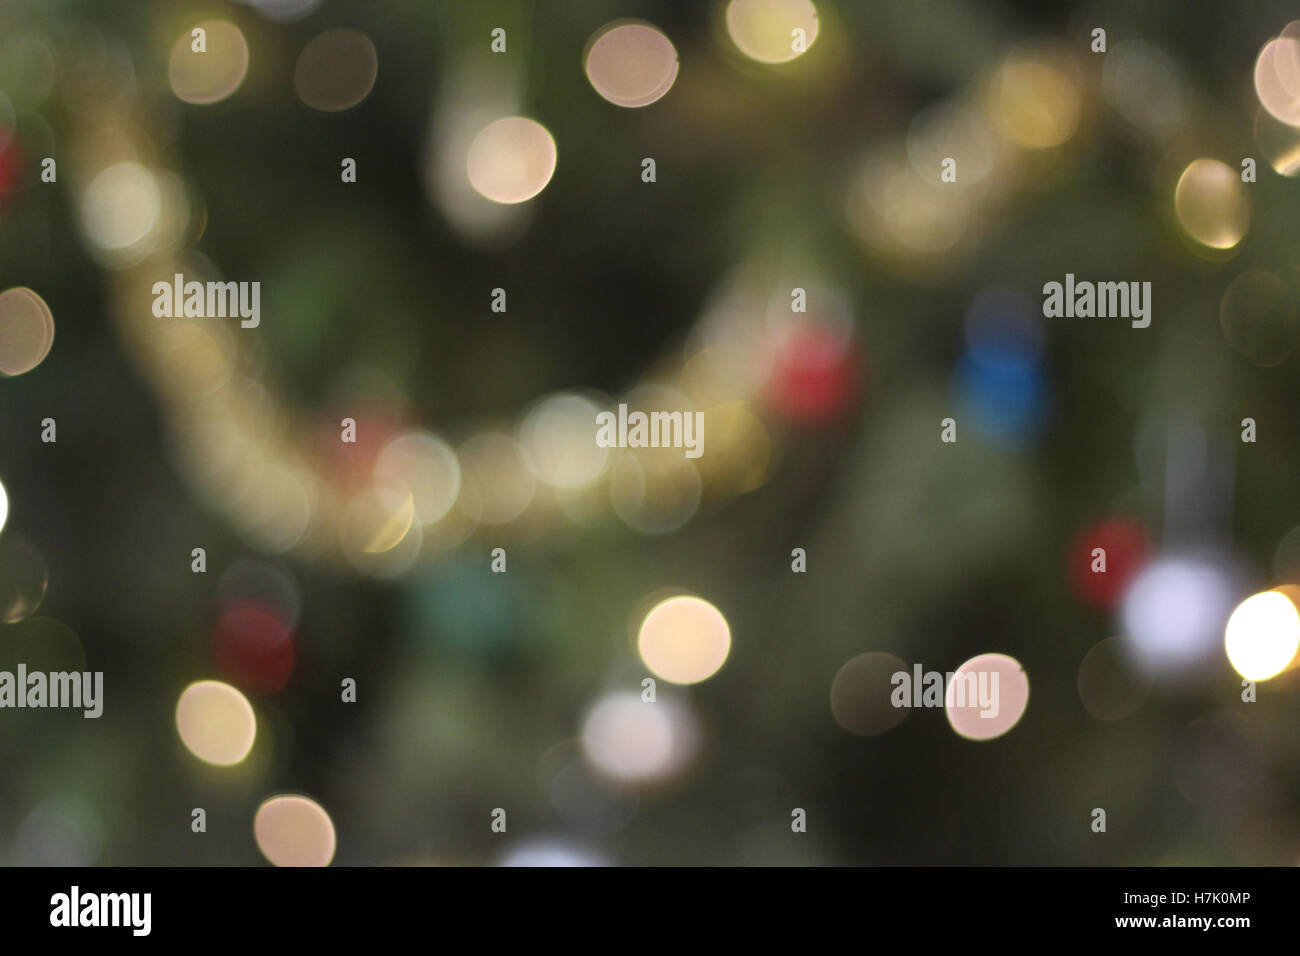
top-left (0, 0), bottom-right (1299, 866)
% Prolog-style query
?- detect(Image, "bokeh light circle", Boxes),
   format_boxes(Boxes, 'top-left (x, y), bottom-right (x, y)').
top-left (637, 595), bottom-right (731, 685)
top-left (242, 0), bottom-right (323, 22)
top-left (295, 29), bottom-right (378, 112)
top-left (1103, 41), bottom-right (1186, 137)
top-left (253, 794), bottom-right (336, 866)
top-left (175, 679), bottom-right (256, 766)
top-left (499, 838), bottom-right (608, 867)
top-left (764, 319), bottom-right (859, 423)
top-left (466, 117), bottom-right (557, 204)
top-left (990, 58), bottom-right (1080, 149)
top-left (585, 21), bottom-right (679, 108)
top-left (1174, 158), bottom-right (1250, 249)
top-left (1254, 34), bottom-right (1300, 127)
top-left (830, 652), bottom-right (909, 736)
top-left (1120, 555), bottom-right (1239, 677)
top-left (169, 21), bottom-right (249, 105)
top-left (580, 692), bottom-right (698, 782)
top-left (374, 431), bottom-right (462, 526)
top-left (0, 287), bottom-right (54, 376)
top-left (1225, 590), bottom-right (1300, 681)
top-left (944, 653), bottom-right (1029, 741)
top-left (81, 162), bottom-right (161, 257)
top-left (457, 432), bottom-right (536, 525)
top-left (520, 393), bottom-right (610, 489)
top-left (725, 0), bottom-right (820, 64)
top-left (1254, 107), bottom-right (1300, 177)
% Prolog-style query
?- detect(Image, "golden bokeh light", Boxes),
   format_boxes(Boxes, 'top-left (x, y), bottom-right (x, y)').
top-left (849, 147), bottom-right (973, 256)
top-left (81, 162), bottom-right (162, 264)
top-left (230, 460), bottom-right (315, 556)
top-left (155, 321), bottom-right (235, 399)
top-left (169, 21), bottom-right (249, 105)
top-left (907, 101), bottom-right (1000, 186)
top-left (681, 344), bottom-right (764, 407)
top-left (457, 432), bottom-right (536, 525)
top-left (988, 58), bottom-right (1080, 150)
top-left (175, 680), bottom-right (257, 766)
top-left (584, 21), bottom-right (679, 108)
top-left (725, 0), bottom-right (820, 64)
top-left (605, 387), bottom-right (704, 535)
top-left (339, 484), bottom-right (422, 577)
top-left (350, 485), bottom-right (416, 555)
top-left (294, 29), bottom-right (378, 112)
top-left (466, 116), bottom-right (558, 204)
top-left (253, 794), bottom-right (336, 867)
top-left (696, 401), bottom-right (770, 497)
top-left (374, 431), bottom-right (462, 526)
top-left (1174, 158), bottom-right (1250, 249)
top-left (0, 287), bottom-right (54, 376)
top-left (1225, 590), bottom-right (1300, 681)
top-left (520, 393), bottom-right (610, 490)
top-left (637, 594), bottom-right (731, 685)
top-left (422, 491), bottom-right (479, 551)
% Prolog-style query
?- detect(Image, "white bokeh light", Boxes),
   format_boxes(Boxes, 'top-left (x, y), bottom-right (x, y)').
top-left (499, 838), bottom-right (609, 867)
top-left (1224, 590), bottom-right (1300, 681)
top-left (1120, 555), bottom-right (1239, 676)
top-left (580, 691), bottom-right (698, 782)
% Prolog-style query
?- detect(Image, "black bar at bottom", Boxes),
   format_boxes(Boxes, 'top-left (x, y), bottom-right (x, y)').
top-left (0, 865), bottom-right (1281, 942)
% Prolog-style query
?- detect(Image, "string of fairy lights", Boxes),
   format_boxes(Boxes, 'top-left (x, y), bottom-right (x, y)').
top-left (40, 12), bottom-right (1300, 578)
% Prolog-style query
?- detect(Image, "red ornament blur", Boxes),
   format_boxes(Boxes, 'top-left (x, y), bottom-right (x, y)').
top-left (1069, 518), bottom-right (1149, 608)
